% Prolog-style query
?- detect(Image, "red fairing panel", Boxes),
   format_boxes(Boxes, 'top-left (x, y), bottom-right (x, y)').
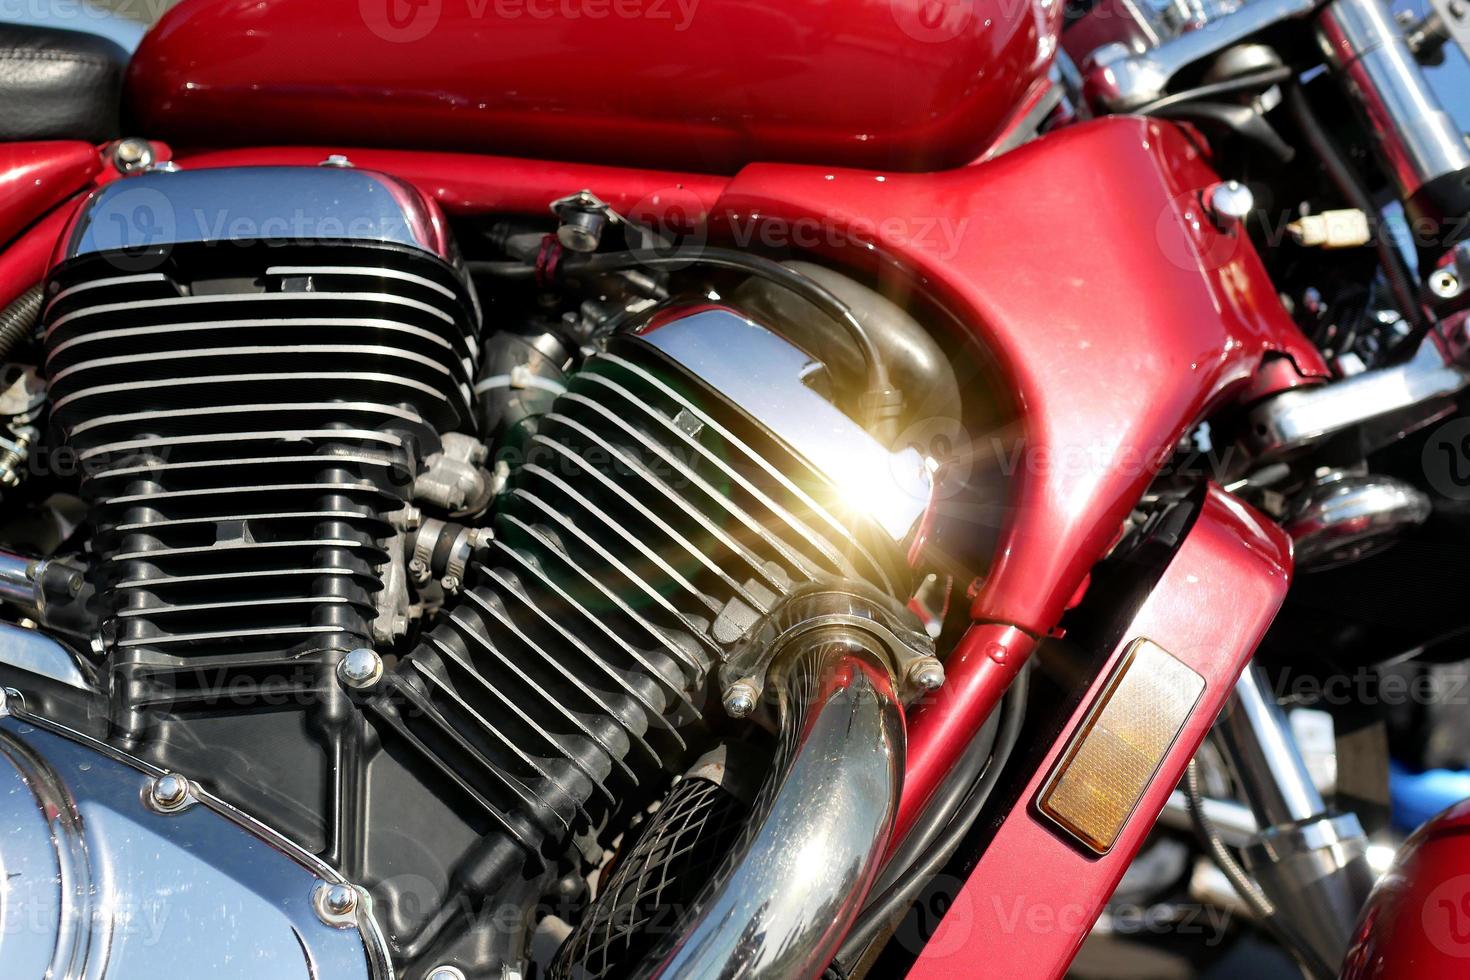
top-left (710, 117), bottom-right (1325, 637)
top-left (1341, 800), bottom-right (1470, 979)
top-left (0, 141), bottom-right (99, 247)
top-left (911, 486), bottom-right (1294, 980)
top-left (126, 0), bottom-right (1061, 174)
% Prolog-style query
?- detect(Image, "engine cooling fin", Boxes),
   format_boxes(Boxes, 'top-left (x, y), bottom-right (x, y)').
top-left (43, 240), bottom-right (478, 729)
top-left (42, 162), bottom-right (929, 977)
top-left (359, 324), bottom-right (921, 953)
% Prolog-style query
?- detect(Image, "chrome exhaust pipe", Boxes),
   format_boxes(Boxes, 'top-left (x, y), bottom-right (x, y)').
top-left (642, 632), bottom-right (906, 980)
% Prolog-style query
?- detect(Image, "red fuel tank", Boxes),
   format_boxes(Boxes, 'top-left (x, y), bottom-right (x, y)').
top-left (1341, 799), bottom-right (1470, 979)
top-left (125, 0), bottom-right (1062, 174)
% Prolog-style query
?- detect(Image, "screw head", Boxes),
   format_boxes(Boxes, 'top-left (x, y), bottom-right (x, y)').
top-left (1208, 181), bottom-right (1254, 226)
top-left (149, 773), bottom-right (191, 812)
top-left (338, 647), bottom-right (383, 690)
top-left (1430, 268), bottom-right (1462, 299)
top-left (907, 658), bottom-right (946, 693)
top-left (313, 882), bottom-right (360, 927)
top-left (722, 680), bottom-right (758, 719)
top-left (112, 137), bottom-right (155, 173)
top-left (320, 154), bottom-right (354, 168)
top-left (428, 968), bottom-right (467, 980)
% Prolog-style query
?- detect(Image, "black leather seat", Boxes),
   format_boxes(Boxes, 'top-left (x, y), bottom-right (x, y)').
top-left (0, 23), bottom-right (127, 143)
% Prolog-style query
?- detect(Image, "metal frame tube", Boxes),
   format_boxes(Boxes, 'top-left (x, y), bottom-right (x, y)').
top-left (642, 635), bottom-right (905, 980)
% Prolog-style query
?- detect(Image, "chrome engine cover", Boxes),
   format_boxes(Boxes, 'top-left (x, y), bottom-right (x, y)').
top-left (0, 689), bottom-right (390, 979)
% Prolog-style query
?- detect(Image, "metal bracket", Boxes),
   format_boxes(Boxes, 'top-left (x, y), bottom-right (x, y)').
top-left (1430, 0), bottom-right (1470, 58)
top-left (715, 587), bottom-right (936, 720)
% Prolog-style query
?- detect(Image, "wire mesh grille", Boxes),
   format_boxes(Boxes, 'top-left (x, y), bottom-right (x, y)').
top-left (551, 775), bottom-right (747, 980)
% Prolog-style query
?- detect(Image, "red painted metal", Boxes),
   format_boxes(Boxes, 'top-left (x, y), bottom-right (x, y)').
top-left (173, 145), bottom-right (728, 231)
top-left (896, 624), bottom-right (1036, 846)
top-left (910, 485), bottom-right (1294, 980)
top-left (0, 142), bottom-right (100, 248)
top-left (1340, 799), bottom-right (1470, 980)
top-left (127, 0), bottom-right (1061, 174)
top-left (0, 197), bottom-right (84, 311)
top-left (702, 118), bottom-right (1327, 830)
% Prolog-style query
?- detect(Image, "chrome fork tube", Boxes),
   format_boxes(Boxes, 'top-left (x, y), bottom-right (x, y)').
top-left (1220, 663), bottom-right (1324, 827)
top-left (1319, 0), bottom-right (1470, 218)
top-left (642, 634), bottom-right (905, 980)
top-left (1218, 664), bottom-right (1374, 972)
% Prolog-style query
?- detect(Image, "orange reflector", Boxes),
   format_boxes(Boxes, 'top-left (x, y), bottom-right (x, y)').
top-left (1038, 638), bottom-right (1205, 854)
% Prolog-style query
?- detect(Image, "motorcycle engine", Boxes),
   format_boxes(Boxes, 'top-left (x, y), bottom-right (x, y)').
top-left (17, 165), bottom-right (941, 977)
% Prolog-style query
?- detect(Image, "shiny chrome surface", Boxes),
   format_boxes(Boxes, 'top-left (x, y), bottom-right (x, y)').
top-left (0, 621), bottom-right (89, 690)
top-left (1284, 471), bottom-right (1431, 569)
top-left (0, 708), bottom-right (390, 979)
top-left (642, 637), bottom-right (905, 980)
top-left (1319, 0), bottom-right (1470, 199)
top-left (1220, 665), bottom-right (1374, 970)
top-left (1206, 181), bottom-right (1255, 228)
top-left (636, 307), bottom-right (934, 542)
top-left (0, 547), bottom-right (41, 612)
top-left (1245, 340), bottom-right (1470, 456)
top-left (65, 165), bottom-right (450, 260)
top-left (1242, 813), bottom-right (1375, 969)
top-left (1084, 0), bottom-right (1318, 109)
top-left (1220, 663), bottom-right (1325, 826)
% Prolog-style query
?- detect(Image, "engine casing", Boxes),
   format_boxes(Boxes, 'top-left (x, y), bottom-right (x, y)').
top-left (39, 164), bottom-right (933, 977)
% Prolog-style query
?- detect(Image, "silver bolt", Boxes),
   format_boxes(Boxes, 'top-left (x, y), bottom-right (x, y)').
top-left (1430, 268), bottom-right (1462, 299)
top-left (722, 680), bottom-right (758, 719)
top-left (907, 658), bottom-right (946, 693)
top-left (441, 574), bottom-right (461, 593)
top-left (112, 137), bottom-right (155, 174)
top-left (428, 968), bottom-right (467, 980)
top-left (1207, 181), bottom-right (1254, 227)
top-left (313, 882), bottom-right (360, 927)
top-left (149, 773), bottom-right (191, 811)
top-left (338, 648), bottom-right (383, 690)
top-left (320, 154), bottom-right (354, 168)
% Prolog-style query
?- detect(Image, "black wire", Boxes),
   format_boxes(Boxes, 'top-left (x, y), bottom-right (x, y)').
top-left (466, 259), bottom-right (536, 279)
top-left (1135, 66), bottom-right (1294, 115)
top-left (830, 664), bottom-right (1031, 973)
top-left (1283, 84), bottom-right (1428, 353)
top-left (873, 702), bottom-right (1001, 896)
